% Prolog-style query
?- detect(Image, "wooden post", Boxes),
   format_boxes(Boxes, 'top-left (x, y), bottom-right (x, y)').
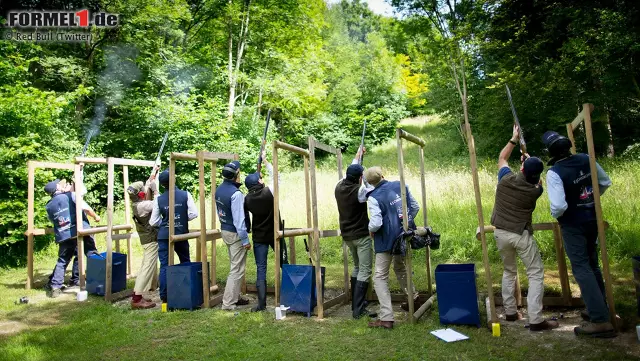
top-left (210, 161), bottom-right (217, 287)
top-left (123, 165), bottom-right (132, 275)
top-left (115, 229), bottom-right (121, 253)
top-left (74, 163), bottom-right (86, 289)
top-left (105, 158), bottom-right (115, 302)
top-left (289, 236), bottom-right (296, 265)
top-left (567, 123), bottom-right (577, 155)
top-left (396, 130), bottom-right (414, 322)
top-left (583, 104), bottom-right (617, 328)
top-left (26, 162), bottom-right (35, 290)
top-left (468, 133), bottom-right (498, 324)
top-left (418, 146), bottom-right (433, 295)
top-left (553, 223), bottom-right (572, 306)
top-left (168, 158), bottom-right (176, 266)
top-left (308, 138), bottom-right (324, 318)
top-left (304, 157), bottom-right (312, 237)
top-left (197, 151), bottom-right (210, 308)
top-left (272, 141), bottom-right (281, 305)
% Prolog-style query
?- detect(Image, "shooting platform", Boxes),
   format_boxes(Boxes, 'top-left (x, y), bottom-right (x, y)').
top-left (472, 103), bottom-right (616, 328)
top-left (167, 151), bottom-right (238, 308)
top-left (396, 129), bottom-right (436, 323)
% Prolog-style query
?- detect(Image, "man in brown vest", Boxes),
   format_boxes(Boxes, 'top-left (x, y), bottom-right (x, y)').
top-left (490, 125), bottom-right (558, 331)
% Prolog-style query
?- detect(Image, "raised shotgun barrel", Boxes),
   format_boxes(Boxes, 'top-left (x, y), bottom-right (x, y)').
top-left (256, 109), bottom-right (271, 174)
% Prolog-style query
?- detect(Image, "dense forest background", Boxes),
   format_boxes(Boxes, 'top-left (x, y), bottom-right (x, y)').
top-left (1, 0), bottom-right (639, 265)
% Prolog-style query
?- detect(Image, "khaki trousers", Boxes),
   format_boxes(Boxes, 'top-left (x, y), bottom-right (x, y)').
top-left (134, 242), bottom-right (158, 294)
top-left (494, 228), bottom-right (544, 324)
top-left (373, 252), bottom-right (417, 322)
top-left (221, 230), bottom-right (247, 310)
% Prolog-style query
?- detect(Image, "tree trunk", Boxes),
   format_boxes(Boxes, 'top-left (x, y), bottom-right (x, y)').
top-left (227, 0), bottom-right (251, 123)
top-left (227, 0), bottom-right (235, 122)
top-left (606, 110), bottom-right (614, 158)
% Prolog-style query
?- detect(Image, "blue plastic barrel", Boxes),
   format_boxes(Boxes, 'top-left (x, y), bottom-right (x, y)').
top-left (435, 263), bottom-right (481, 327)
top-left (86, 252), bottom-right (127, 296)
top-left (167, 262), bottom-right (209, 310)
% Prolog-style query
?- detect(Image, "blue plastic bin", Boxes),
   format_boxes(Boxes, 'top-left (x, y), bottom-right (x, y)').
top-left (281, 264), bottom-right (325, 315)
top-left (435, 263), bottom-right (481, 327)
top-left (86, 252), bottom-right (127, 296)
top-left (167, 262), bottom-right (209, 310)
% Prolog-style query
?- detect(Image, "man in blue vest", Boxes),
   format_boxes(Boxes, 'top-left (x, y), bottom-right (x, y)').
top-left (543, 131), bottom-right (615, 338)
top-left (44, 179), bottom-right (99, 298)
top-left (365, 167), bottom-right (420, 329)
top-left (215, 161), bottom-right (251, 310)
top-left (150, 169), bottom-right (199, 303)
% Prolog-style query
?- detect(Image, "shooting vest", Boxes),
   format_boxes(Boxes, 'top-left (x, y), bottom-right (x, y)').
top-left (157, 187), bottom-right (189, 240)
top-left (334, 178), bottom-right (370, 241)
top-left (216, 180), bottom-right (242, 233)
top-left (369, 180), bottom-right (405, 253)
top-left (131, 199), bottom-right (158, 245)
top-left (244, 184), bottom-right (277, 244)
top-left (46, 192), bottom-right (90, 243)
top-left (551, 153), bottom-right (597, 225)
top-left (491, 171), bottom-right (543, 235)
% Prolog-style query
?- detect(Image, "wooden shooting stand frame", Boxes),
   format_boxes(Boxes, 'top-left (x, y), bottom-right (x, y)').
top-left (396, 129), bottom-right (436, 323)
top-left (167, 151), bottom-right (238, 308)
top-left (76, 157), bottom-right (155, 301)
top-left (474, 103), bottom-right (616, 328)
top-left (307, 136), bottom-right (351, 315)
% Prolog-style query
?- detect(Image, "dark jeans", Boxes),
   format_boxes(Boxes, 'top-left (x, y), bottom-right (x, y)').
top-left (158, 239), bottom-right (191, 301)
top-left (561, 221), bottom-right (609, 323)
top-left (254, 242), bottom-right (274, 282)
top-left (50, 236), bottom-right (97, 289)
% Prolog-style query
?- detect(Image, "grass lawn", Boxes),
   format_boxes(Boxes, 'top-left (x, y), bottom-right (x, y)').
top-left (2, 116), bottom-right (640, 360)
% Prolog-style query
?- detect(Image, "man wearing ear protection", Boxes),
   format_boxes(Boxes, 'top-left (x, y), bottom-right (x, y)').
top-left (127, 169), bottom-right (160, 309)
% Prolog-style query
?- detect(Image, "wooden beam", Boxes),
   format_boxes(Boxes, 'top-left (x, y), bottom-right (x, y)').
top-left (105, 158), bottom-right (115, 302)
top-left (168, 158), bottom-right (176, 266)
top-left (553, 223), bottom-right (572, 306)
top-left (74, 157), bottom-right (107, 164)
top-left (397, 129), bottom-right (415, 323)
top-left (494, 296), bottom-right (584, 308)
top-left (210, 161), bottom-right (217, 288)
top-left (74, 163), bottom-right (86, 289)
top-left (26, 161), bottom-right (35, 290)
top-left (570, 104), bottom-right (595, 131)
top-left (277, 228), bottom-right (314, 237)
top-left (111, 289), bottom-right (134, 300)
top-left (273, 141), bottom-right (281, 306)
top-left (78, 224), bottom-right (132, 236)
top-left (583, 103), bottom-right (617, 329)
top-left (197, 151), bottom-right (211, 308)
top-left (312, 139), bottom-right (340, 155)
top-left (171, 229), bottom-right (221, 242)
top-left (419, 145), bottom-right (432, 295)
top-left (289, 236), bottom-right (296, 265)
top-left (567, 123), bottom-right (577, 155)
top-left (322, 294), bottom-right (348, 311)
top-left (111, 158), bottom-right (155, 167)
top-left (122, 165), bottom-right (132, 275)
top-left (398, 129), bottom-right (426, 147)
top-left (308, 137), bottom-right (324, 319)
top-left (202, 151), bottom-right (238, 161)
top-left (413, 294), bottom-right (436, 320)
top-left (31, 161), bottom-right (75, 170)
top-left (274, 141), bottom-right (309, 156)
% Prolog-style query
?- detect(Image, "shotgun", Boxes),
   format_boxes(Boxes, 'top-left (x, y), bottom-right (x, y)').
top-left (303, 238), bottom-right (314, 265)
top-left (256, 109), bottom-right (271, 173)
top-left (279, 219), bottom-right (288, 266)
top-left (505, 84), bottom-right (527, 154)
top-left (150, 133), bottom-right (168, 179)
top-left (358, 120), bottom-right (367, 164)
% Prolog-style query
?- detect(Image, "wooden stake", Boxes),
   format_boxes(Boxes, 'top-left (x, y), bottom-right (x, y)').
top-left (210, 161), bottom-right (217, 287)
top-left (553, 223), bottom-right (572, 306)
top-left (169, 158), bottom-right (176, 266)
top-left (74, 163), bottom-right (86, 289)
top-left (418, 146), bottom-right (432, 295)
top-left (304, 157), bottom-right (312, 235)
top-left (123, 165), bottom-right (132, 275)
top-left (308, 137), bottom-right (324, 318)
top-left (272, 141), bottom-right (281, 305)
top-left (396, 129), bottom-right (414, 323)
top-left (198, 151), bottom-right (210, 308)
top-left (26, 161), bottom-right (35, 290)
top-left (105, 158), bottom-right (115, 302)
top-left (567, 123), bottom-right (577, 155)
top-left (583, 103), bottom-right (617, 328)
top-left (289, 236), bottom-right (296, 265)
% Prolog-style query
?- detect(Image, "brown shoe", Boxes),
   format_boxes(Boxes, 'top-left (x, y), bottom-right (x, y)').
top-left (132, 298), bottom-right (156, 310)
top-left (574, 322), bottom-right (617, 338)
top-left (505, 312), bottom-right (523, 322)
top-left (529, 320), bottom-right (559, 331)
top-left (368, 320), bottom-right (394, 329)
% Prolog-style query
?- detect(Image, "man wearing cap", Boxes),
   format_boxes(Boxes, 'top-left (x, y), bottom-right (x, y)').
top-left (491, 125), bottom-right (558, 331)
top-left (215, 160), bottom-right (251, 310)
top-left (150, 169), bottom-right (199, 303)
top-left (365, 166), bottom-right (420, 329)
top-left (127, 171), bottom-right (159, 309)
top-left (543, 130), bottom-right (615, 338)
top-left (244, 150), bottom-right (284, 312)
top-left (44, 179), bottom-right (99, 298)
top-left (334, 146), bottom-right (376, 319)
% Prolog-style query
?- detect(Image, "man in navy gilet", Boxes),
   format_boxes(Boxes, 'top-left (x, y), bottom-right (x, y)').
top-left (44, 179), bottom-right (99, 298)
top-left (215, 161), bottom-right (251, 310)
top-left (365, 167), bottom-right (420, 329)
top-left (150, 169), bottom-right (199, 303)
top-left (543, 131), bottom-right (615, 338)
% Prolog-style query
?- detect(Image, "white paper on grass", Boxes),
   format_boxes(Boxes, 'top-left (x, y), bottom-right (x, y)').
top-left (430, 329), bottom-right (469, 342)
